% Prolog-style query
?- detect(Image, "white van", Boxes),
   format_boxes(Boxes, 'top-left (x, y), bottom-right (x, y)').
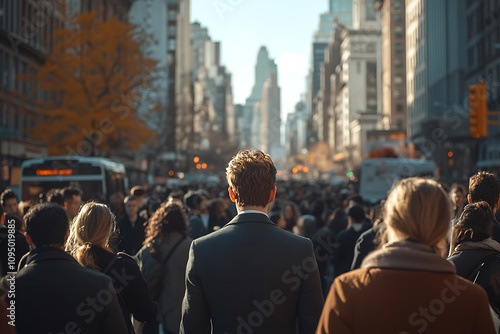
top-left (359, 158), bottom-right (438, 205)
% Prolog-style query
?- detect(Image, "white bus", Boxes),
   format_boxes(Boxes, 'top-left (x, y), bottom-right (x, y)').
top-left (20, 157), bottom-right (128, 202)
top-left (359, 158), bottom-right (438, 205)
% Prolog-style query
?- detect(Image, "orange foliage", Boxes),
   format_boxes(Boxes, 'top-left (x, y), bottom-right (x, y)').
top-left (34, 11), bottom-right (158, 156)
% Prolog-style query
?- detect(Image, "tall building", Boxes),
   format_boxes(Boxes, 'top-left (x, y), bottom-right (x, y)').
top-left (0, 0), bottom-right (66, 190)
top-left (337, 0), bottom-right (381, 167)
top-left (129, 0), bottom-right (170, 142)
top-left (285, 99), bottom-right (308, 158)
top-left (330, 0), bottom-right (354, 26)
top-left (375, 0), bottom-right (407, 131)
top-left (190, 23), bottom-right (236, 159)
top-left (307, 13), bottom-right (336, 146)
top-left (66, 0), bottom-right (132, 21)
top-left (172, 0), bottom-right (192, 154)
top-left (466, 0), bottom-right (500, 166)
top-left (406, 0), bottom-right (468, 180)
top-left (129, 0), bottom-right (192, 172)
top-left (260, 74), bottom-right (282, 158)
top-left (244, 46), bottom-right (277, 149)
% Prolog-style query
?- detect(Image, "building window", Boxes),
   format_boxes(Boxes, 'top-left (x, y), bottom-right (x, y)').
top-left (396, 119), bottom-right (404, 129)
top-left (395, 26), bottom-right (404, 37)
top-left (394, 76), bottom-right (403, 84)
top-left (396, 103), bottom-right (403, 112)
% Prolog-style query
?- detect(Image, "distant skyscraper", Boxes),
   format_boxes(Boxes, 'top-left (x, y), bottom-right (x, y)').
top-left (245, 46), bottom-right (278, 149)
top-left (330, 0), bottom-right (353, 26)
top-left (260, 74), bottom-right (282, 157)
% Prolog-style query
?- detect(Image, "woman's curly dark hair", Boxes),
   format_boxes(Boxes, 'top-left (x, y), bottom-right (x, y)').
top-left (143, 202), bottom-right (188, 246)
top-left (451, 201), bottom-right (496, 251)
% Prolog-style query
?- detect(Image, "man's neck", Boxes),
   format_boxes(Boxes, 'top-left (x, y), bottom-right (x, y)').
top-left (238, 205), bottom-right (269, 215)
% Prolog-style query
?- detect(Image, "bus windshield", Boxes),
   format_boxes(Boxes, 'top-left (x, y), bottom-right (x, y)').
top-left (20, 157), bottom-right (127, 202)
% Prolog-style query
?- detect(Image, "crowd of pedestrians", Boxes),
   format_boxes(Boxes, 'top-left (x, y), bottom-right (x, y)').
top-left (1, 150), bottom-right (500, 333)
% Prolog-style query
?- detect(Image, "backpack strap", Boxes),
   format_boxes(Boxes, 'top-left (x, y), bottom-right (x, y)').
top-left (468, 252), bottom-right (500, 283)
top-left (102, 253), bottom-right (123, 275)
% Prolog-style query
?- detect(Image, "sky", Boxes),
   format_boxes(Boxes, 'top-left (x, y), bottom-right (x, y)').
top-left (191, 0), bottom-right (329, 117)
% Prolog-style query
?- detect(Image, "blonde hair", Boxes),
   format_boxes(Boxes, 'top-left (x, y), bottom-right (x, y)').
top-left (384, 177), bottom-right (452, 249)
top-left (66, 202), bottom-right (115, 270)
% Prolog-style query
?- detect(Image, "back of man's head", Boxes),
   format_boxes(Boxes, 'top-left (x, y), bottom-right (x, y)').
top-left (130, 185), bottom-right (146, 197)
top-left (469, 172), bottom-right (500, 209)
top-left (47, 189), bottom-right (65, 206)
top-left (25, 203), bottom-right (69, 248)
top-left (1, 189), bottom-right (17, 206)
top-left (184, 191), bottom-right (202, 211)
top-left (62, 187), bottom-right (81, 202)
top-left (294, 215), bottom-right (317, 238)
top-left (226, 150), bottom-right (277, 208)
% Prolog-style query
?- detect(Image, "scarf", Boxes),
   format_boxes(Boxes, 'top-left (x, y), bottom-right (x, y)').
top-left (454, 239), bottom-right (500, 253)
top-left (361, 240), bottom-right (456, 273)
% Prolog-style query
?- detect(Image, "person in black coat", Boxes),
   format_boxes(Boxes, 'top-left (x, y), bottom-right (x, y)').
top-left (332, 204), bottom-right (371, 278)
top-left (66, 202), bottom-right (156, 333)
top-left (449, 201), bottom-right (500, 314)
top-left (116, 195), bottom-right (147, 255)
top-left (181, 150), bottom-right (324, 334)
top-left (4, 203), bottom-right (128, 334)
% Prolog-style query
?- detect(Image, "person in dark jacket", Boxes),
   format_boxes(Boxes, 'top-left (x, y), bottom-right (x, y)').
top-left (116, 195), bottom-right (147, 255)
top-left (6, 203), bottom-right (128, 334)
top-left (332, 204), bottom-right (371, 278)
top-left (449, 201), bottom-right (500, 314)
top-left (181, 150), bottom-right (323, 334)
top-left (184, 191), bottom-right (208, 239)
top-left (66, 202), bottom-right (156, 333)
top-left (467, 171), bottom-right (500, 242)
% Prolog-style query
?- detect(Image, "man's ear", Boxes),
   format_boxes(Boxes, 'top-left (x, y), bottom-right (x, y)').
top-left (228, 187), bottom-right (236, 203)
top-left (268, 186), bottom-right (277, 204)
top-left (467, 194), bottom-right (472, 204)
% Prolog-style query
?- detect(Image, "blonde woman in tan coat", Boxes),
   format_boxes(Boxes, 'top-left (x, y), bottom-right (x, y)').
top-left (317, 177), bottom-right (495, 334)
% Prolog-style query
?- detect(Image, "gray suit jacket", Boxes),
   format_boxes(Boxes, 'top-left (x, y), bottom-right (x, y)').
top-left (181, 212), bottom-right (324, 334)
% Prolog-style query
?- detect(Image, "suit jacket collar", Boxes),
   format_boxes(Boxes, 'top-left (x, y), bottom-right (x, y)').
top-left (224, 212), bottom-right (275, 227)
top-left (24, 247), bottom-right (77, 266)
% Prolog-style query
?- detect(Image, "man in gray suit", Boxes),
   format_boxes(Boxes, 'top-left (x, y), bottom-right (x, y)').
top-left (181, 150), bottom-right (324, 334)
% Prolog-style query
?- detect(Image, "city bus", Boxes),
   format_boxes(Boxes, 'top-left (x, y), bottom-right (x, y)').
top-left (359, 158), bottom-right (438, 205)
top-left (20, 157), bottom-right (128, 202)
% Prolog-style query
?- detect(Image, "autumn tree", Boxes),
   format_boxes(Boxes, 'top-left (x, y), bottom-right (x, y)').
top-left (34, 11), bottom-right (159, 156)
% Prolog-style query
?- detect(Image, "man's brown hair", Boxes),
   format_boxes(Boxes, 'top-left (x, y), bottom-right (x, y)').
top-left (469, 171), bottom-right (500, 209)
top-left (226, 150), bottom-right (277, 208)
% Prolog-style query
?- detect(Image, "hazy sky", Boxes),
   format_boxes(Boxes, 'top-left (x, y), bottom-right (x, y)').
top-left (191, 0), bottom-right (329, 116)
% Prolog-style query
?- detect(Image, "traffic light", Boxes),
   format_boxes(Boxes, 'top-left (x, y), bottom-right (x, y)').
top-left (469, 80), bottom-right (488, 138)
